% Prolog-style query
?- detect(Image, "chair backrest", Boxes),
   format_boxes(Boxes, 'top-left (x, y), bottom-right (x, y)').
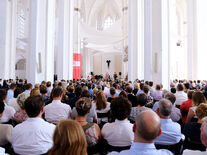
top-left (0, 124), bottom-right (13, 145)
top-left (106, 144), bottom-right (131, 153)
top-left (155, 140), bottom-right (184, 155)
top-left (185, 137), bottom-right (206, 151)
top-left (97, 111), bottom-right (110, 118)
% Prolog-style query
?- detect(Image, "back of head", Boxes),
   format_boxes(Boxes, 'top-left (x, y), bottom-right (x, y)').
top-left (40, 85), bottom-right (48, 94)
top-left (187, 90), bottom-right (194, 99)
top-left (0, 100), bottom-right (5, 114)
top-left (195, 103), bottom-right (207, 120)
top-left (24, 95), bottom-right (44, 117)
top-left (157, 99), bottom-right (172, 117)
top-left (46, 81), bottom-right (51, 87)
top-left (177, 84), bottom-right (184, 91)
top-left (75, 86), bottom-right (82, 97)
top-left (111, 97), bottom-right (132, 120)
top-left (119, 90), bottom-right (127, 98)
top-left (149, 81), bottom-right (153, 87)
top-left (81, 90), bottom-right (91, 98)
top-left (14, 88), bottom-right (24, 98)
top-left (25, 83), bottom-right (32, 90)
top-left (201, 117), bottom-right (207, 147)
top-left (76, 97), bottom-right (92, 116)
top-left (96, 91), bottom-right (107, 110)
top-left (30, 88), bottom-right (40, 97)
top-left (17, 93), bottom-right (30, 109)
top-left (136, 93), bottom-right (148, 107)
top-left (9, 83), bottom-right (16, 90)
top-left (164, 92), bottom-right (176, 105)
top-left (110, 87), bottom-right (116, 96)
top-left (48, 120), bottom-right (87, 155)
top-left (192, 91), bottom-right (206, 106)
top-left (136, 110), bottom-right (161, 141)
top-left (0, 89), bottom-right (7, 101)
top-left (140, 83), bottom-right (144, 90)
top-left (52, 87), bottom-right (63, 98)
top-left (184, 83), bottom-right (190, 90)
top-left (143, 85), bottom-right (149, 94)
top-left (156, 84), bottom-right (161, 90)
top-left (126, 85), bottom-right (133, 93)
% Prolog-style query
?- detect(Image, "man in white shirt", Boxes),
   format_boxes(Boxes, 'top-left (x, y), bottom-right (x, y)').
top-left (23, 83), bottom-right (32, 94)
top-left (174, 84), bottom-right (187, 107)
top-left (183, 117), bottom-right (207, 154)
top-left (102, 97), bottom-right (134, 146)
top-left (12, 95), bottom-right (55, 155)
top-left (44, 87), bottom-right (71, 124)
top-left (155, 99), bottom-right (182, 145)
top-left (0, 89), bottom-right (15, 123)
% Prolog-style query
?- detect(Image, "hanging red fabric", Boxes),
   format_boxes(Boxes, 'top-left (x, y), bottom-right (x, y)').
top-left (73, 53), bottom-right (81, 80)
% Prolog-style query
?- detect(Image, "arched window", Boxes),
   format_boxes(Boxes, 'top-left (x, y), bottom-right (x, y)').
top-left (103, 17), bottom-right (114, 30)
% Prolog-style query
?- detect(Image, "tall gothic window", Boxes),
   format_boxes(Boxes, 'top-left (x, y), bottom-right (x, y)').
top-left (103, 17), bottom-right (114, 30)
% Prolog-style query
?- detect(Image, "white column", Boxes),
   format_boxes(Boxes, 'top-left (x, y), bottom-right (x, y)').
top-left (195, 0), bottom-right (207, 80)
top-left (56, 0), bottom-right (74, 80)
top-left (27, 0), bottom-right (47, 84)
top-left (0, 0), bottom-right (17, 79)
top-left (187, 0), bottom-right (198, 80)
top-left (45, 0), bottom-right (56, 82)
top-left (149, 0), bottom-right (170, 89)
top-left (144, 0), bottom-right (152, 81)
top-left (128, 0), bottom-right (144, 81)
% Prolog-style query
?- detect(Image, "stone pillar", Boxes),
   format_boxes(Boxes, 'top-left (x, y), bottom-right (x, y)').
top-left (27, 0), bottom-right (47, 84)
top-left (45, 0), bottom-right (56, 82)
top-left (56, 0), bottom-right (74, 80)
top-left (187, 0), bottom-right (198, 80)
top-left (149, 0), bottom-right (170, 89)
top-left (0, 0), bottom-right (17, 79)
top-left (128, 0), bottom-right (144, 81)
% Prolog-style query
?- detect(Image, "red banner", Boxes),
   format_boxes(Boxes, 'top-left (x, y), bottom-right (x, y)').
top-left (73, 53), bottom-right (81, 80)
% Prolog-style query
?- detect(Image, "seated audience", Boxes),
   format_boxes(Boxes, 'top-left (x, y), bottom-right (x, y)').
top-left (65, 85), bottom-right (75, 100)
top-left (14, 93), bottom-right (30, 123)
top-left (0, 89), bottom-right (15, 123)
top-left (108, 110), bottom-right (173, 155)
top-left (155, 99), bottom-right (182, 145)
top-left (186, 91), bottom-right (206, 122)
top-left (107, 87), bottom-right (116, 103)
top-left (75, 97), bottom-right (101, 147)
top-left (180, 90), bottom-right (194, 123)
top-left (6, 83), bottom-right (16, 104)
top-left (102, 97), bottom-right (133, 147)
top-left (126, 85), bottom-right (137, 107)
top-left (174, 83), bottom-right (187, 108)
top-left (8, 87), bottom-right (23, 112)
top-left (130, 93), bottom-right (150, 122)
top-left (30, 88), bottom-right (40, 97)
top-left (12, 95), bottom-right (56, 155)
top-left (132, 83), bottom-right (139, 96)
top-left (152, 84), bottom-right (163, 101)
top-left (23, 83), bottom-right (32, 94)
top-left (183, 117), bottom-right (207, 154)
top-left (0, 101), bottom-right (13, 146)
top-left (68, 86), bottom-right (82, 109)
top-left (94, 91), bottom-right (110, 122)
top-left (46, 81), bottom-right (52, 97)
top-left (143, 85), bottom-right (154, 108)
top-left (44, 87), bottom-right (71, 124)
top-left (164, 93), bottom-right (181, 122)
top-left (184, 103), bottom-right (207, 142)
top-left (40, 84), bottom-right (49, 103)
top-left (119, 90), bottom-right (128, 98)
top-left (47, 120), bottom-right (87, 155)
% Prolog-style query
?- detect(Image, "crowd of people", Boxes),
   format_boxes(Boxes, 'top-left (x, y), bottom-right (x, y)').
top-left (0, 78), bottom-right (207, 154)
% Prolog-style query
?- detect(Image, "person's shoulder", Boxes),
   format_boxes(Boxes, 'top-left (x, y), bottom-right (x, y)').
top-left (5, 105), bottom-right (15, 112)
top-left (41, 119), bottom-right (56, 129)
top-left (157, 149), bottom-right (173, 155)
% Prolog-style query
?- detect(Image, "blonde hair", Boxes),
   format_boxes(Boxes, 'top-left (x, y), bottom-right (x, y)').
top-left (48, 120), bottom-right (87, 155)
top-left (196, 103), bottom-right (207, 120)
top-left (96, 91), bottom-right (107, 110)
top-left (30, 88), bottom-right (40, 97)
top-left (17, 93), bottom-right (30, 109)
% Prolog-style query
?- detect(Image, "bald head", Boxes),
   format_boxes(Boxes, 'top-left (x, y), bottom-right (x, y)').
top-left (136, 110), bottom-right (161, 141)
top-left (157, 99), bottom-right (172, 117)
